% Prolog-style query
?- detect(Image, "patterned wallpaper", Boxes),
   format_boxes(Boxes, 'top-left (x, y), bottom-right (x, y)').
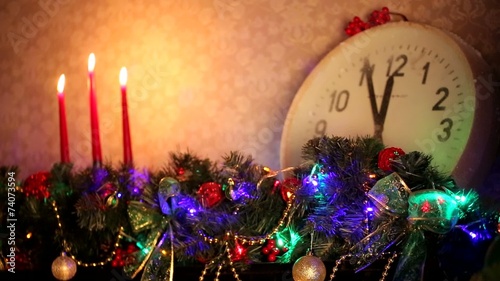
top-left (0, 0), bottom-right (499, 185)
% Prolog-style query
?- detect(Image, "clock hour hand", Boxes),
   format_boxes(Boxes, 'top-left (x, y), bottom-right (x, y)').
top-left (362, 59), bottom-right (379, 136)
top-left (361, 58), bottom-right (394, 143)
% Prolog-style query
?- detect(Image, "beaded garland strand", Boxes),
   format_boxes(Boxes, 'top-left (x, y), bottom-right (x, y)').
top-left (51, 200), bottom-right (123, 268)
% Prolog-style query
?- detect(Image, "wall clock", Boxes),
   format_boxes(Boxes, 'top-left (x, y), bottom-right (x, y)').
top-left (280, 21), bottom-right (500, 188)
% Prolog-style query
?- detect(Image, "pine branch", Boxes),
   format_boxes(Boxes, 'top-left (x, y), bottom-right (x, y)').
top-left (391, 151), bottom-right (450, 190)
top-left (75, 193), bottom-right (107, 231)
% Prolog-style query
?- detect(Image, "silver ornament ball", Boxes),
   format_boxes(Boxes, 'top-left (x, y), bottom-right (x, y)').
top-left (51, 253), bottom-right (77, 281)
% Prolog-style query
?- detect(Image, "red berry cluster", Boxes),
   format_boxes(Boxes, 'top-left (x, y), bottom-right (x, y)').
top-left (345, 7), bottom-right (391, 36)
top-left (111, 244), bottom-right (138, 267)
top-left (261, 239), bottom-right (288, 262)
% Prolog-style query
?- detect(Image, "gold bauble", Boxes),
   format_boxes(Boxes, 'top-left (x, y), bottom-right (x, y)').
top-left (51, 253), bottom-right (77, 280)
top-left (0, 256), bottom-right (5, 271)
top-left (292, 254), bottom-right (326, 281)
top-left (105, 193), bottom-right (119, 208)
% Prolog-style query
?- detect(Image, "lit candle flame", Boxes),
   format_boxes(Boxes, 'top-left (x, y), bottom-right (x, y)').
top-left (57, 74), bottom-right (65, 93)
top-left (88, 53), bottom-right (96, 72)
top-left (119, 67), bottom-right (127, 87)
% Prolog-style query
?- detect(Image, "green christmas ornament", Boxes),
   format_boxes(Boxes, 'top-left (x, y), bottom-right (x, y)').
top-left (158, 177), bottom-right (180, 215)
top-left (368, 172), bottom-right (410, 215)
top-left (408, 189), bottom-right (460, 234)
top-left (354, 173), bottom-right (462, 281)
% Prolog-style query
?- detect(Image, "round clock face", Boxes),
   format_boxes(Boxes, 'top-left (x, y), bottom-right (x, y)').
top-left (281, 21), bottom-right (479, 178)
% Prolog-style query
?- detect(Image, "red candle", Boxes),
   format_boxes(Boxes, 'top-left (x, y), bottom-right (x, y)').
top-left (57, 74), bottom-right (70, 163)
top-left (120, 67), bottom-right (133, 166)
top-left (88, 53), bottom-right (102, 166)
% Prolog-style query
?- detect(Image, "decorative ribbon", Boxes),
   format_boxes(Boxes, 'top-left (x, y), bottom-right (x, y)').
top-left (124, 177), bottom-right (181, 281)
top-left (351, 172), bottom-right (460, 280)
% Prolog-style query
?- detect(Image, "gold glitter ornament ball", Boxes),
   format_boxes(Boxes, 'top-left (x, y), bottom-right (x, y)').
top-left (51, 253), bottom-right (77, 280)
top-left (292, 254), bottom-right (326, 281)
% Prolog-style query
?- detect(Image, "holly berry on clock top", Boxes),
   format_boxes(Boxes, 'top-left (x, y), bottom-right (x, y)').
top-left (345, 7), bottom-right (392, 36)
top-left (280, 8), bottom-right (500, 188)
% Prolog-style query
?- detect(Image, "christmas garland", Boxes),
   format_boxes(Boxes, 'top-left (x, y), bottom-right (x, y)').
top-left (0, 135), bottom-right (498, 281)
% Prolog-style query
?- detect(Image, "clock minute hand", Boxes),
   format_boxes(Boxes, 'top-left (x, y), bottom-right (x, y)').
top-left (362, 59), bottom-right (384, 141)
top-left (362, 60), bottom-right (379, 124)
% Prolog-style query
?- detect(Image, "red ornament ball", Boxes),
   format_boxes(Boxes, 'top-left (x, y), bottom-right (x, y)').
top-left (378, 147), bottom-right (405, 171)
top-left (98, 182), bottom-right (116, 198)
top-left (23, 171), bottom-right (51, 200)
top-left (198, 182), bottom-right (224, 208)
top-left (280, 178), bottom-right (300, 202)
top-left (231, 242), bottom-right (247, 262)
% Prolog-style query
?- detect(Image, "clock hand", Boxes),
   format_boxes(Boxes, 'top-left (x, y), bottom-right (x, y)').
top-left (378, 75), bottom-right (394, 131)
top-left (361, 58), bottom-right (394, 143)
top-left (362, 59), bottom-right (384, 141)
top-left (362, 59), bottom-right (379, 131)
